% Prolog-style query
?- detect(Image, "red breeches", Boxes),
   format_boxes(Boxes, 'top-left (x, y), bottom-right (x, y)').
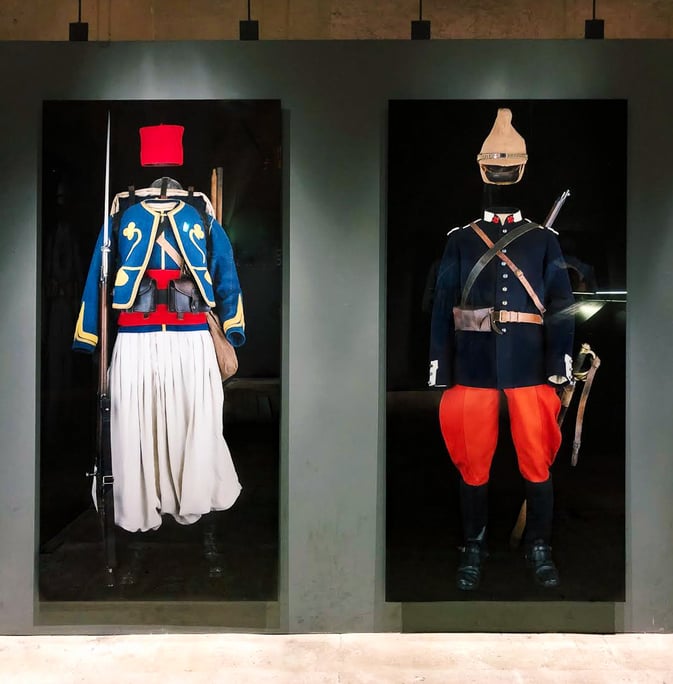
top-left (438, 384), bottom-right (562, 486)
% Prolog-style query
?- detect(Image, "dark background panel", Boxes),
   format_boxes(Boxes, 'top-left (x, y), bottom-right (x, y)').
top-left (385, 100), bottom-right (626, 603)
top-left (40, 100), bottom-right (282, 601)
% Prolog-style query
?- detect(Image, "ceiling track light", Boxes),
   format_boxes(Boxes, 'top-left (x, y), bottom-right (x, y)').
top-left (411, 0), bottom-right (431, 40)
top-left (584, 0), bottom-right (605, 39)
top-left (240, 0), bottom-right (259, 40)
top-left (69, 0), bottom-right (89, 41)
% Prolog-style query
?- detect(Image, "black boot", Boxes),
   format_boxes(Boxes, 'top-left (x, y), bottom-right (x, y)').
top-left (525, 540), bottom-right (560, 588)
top-left (456, 480), bottom-right (488, 591)
top-left (523, 477), bottom-right (560, 588)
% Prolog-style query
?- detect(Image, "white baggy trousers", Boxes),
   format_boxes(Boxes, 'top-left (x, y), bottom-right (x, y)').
top-left (107, 330), bottom-right (242, 532)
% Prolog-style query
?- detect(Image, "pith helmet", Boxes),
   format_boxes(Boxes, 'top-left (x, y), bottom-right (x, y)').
top-left (477, 108), bottom-right (528, 185)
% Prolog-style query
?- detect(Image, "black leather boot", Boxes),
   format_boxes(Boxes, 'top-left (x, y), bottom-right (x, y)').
top-left (456, 480), bottom-right (488, 591)
top-left (523, 477), bottom-right (560, 588)
top-left (525, 539), bottom-right (560, 588)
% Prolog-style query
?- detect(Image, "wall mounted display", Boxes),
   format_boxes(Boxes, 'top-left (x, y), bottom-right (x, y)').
top-left (386, 99), bottom-right (626, 603)
top-left (5, 40), bottom-right (673, 635)
top-left (40, 100), bottom-right (282, 614)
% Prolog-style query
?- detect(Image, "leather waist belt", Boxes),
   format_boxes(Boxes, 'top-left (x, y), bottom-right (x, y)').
top-left (453, 306), bottom-right (543, 333)
top-left (492, 310), bottom-right (543, 325)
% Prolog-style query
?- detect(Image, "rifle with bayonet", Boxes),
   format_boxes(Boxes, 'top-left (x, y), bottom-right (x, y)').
top-left (91, 112), bottom-right (117, 587)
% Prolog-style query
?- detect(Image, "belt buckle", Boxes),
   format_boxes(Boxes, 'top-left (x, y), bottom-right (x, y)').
top-left (490, 309), bottom-right (505, 335)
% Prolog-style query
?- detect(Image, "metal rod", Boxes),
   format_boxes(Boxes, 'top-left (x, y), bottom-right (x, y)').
top-left (248, 0), bottom-right (251, 20)
top-left (419, 0), bottom-right (423, 21)
top-left (102, 112), bottom-right (111, 280)
top-left (78, 0), bottom-right (82, 22)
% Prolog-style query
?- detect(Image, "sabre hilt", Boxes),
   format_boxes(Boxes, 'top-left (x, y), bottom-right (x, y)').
top-left (544, 189), bottom-right (571, 229)
top-left (572, 342), bottom-right (597, 382)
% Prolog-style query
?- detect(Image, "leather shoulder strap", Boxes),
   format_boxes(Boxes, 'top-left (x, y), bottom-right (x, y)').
top-left (469, 223), bottom-right (546, 315)
top-left (460, 221), bottom-right (540, 306)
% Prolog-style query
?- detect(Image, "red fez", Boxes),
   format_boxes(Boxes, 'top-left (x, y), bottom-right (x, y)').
top-left (139, 124), bottom-right (184, 166)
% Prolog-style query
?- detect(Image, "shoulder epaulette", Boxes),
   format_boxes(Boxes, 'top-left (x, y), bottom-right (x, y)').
top-left (447, 219), bottom-right (478, 236)
top-left (523, 218), bottom-right (557, 234)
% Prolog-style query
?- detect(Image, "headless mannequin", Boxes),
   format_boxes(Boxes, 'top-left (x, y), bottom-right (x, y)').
top-left (450, 109), bottom-right (563, 590)
top-left (455, 182), bottom-right (528, 588)
top-left (150, 176), bottom-right (183, 197)
top-left (481, 183), bottom-right (524, 226)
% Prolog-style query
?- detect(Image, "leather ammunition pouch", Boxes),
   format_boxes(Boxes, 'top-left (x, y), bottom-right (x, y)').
top-left (168, 276), bottom-right (210, 318)
top-left (128, 275), bottom-right (209, 318)
top-left (130, 276), bottom-right (157, 314)
top-left (453, 306), bottom-right (494, 332)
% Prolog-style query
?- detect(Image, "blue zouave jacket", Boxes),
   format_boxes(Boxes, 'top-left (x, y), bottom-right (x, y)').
top-left (429, 210), bottom-right (575, 390)
top-left (73, 199), bottom-right (245, 352)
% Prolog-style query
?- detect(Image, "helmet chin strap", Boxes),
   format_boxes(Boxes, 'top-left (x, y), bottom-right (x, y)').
top-left (479, 162), bottom-right (526, 186)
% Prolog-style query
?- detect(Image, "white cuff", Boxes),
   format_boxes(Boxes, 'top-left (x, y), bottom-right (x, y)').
top-left (428, 360), bottom-right (439, 386)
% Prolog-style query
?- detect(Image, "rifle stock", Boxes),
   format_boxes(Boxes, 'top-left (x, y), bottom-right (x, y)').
top-left (96, 263), bottom-right (116, 586)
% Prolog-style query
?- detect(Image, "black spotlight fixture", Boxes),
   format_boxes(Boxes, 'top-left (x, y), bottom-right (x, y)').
top-left (240, 0), bottom-right (259, 40)
top-left (411, 0), bottom-right (431, 40)
top-left (69, 0), bottom-right (89, 41)
top-left (584, 0), bottom-right (605, 39)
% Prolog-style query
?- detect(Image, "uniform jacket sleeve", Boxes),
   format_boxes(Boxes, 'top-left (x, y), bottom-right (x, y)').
top-left (543, 232), bottom-right (575, 382)
top-left (208, 217), bottom-right (246, 347)
top-left (428, 232), bottom-right (460, 387)
top-left (72, 225), bottom-right (107, 353)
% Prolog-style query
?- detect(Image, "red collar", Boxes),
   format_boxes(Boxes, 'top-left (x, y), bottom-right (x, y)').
top-left (483, 209), bottom-right (522, 224)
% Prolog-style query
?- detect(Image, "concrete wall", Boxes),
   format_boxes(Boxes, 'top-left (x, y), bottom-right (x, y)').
top-left (1, 1), bottom-right (673, 40)
top-left (0, 40), bottom-right (672, 634)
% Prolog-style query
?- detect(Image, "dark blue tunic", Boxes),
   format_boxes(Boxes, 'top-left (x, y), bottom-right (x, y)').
top-left (429, 212), bottom-right (575, 389)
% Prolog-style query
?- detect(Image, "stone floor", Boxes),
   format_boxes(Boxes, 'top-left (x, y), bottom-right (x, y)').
top-left (1, 633), bottom-right (672, 683)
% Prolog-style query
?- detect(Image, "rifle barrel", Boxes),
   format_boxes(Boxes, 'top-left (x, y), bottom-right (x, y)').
top-left (95, 111), bottom-right (116, 584)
